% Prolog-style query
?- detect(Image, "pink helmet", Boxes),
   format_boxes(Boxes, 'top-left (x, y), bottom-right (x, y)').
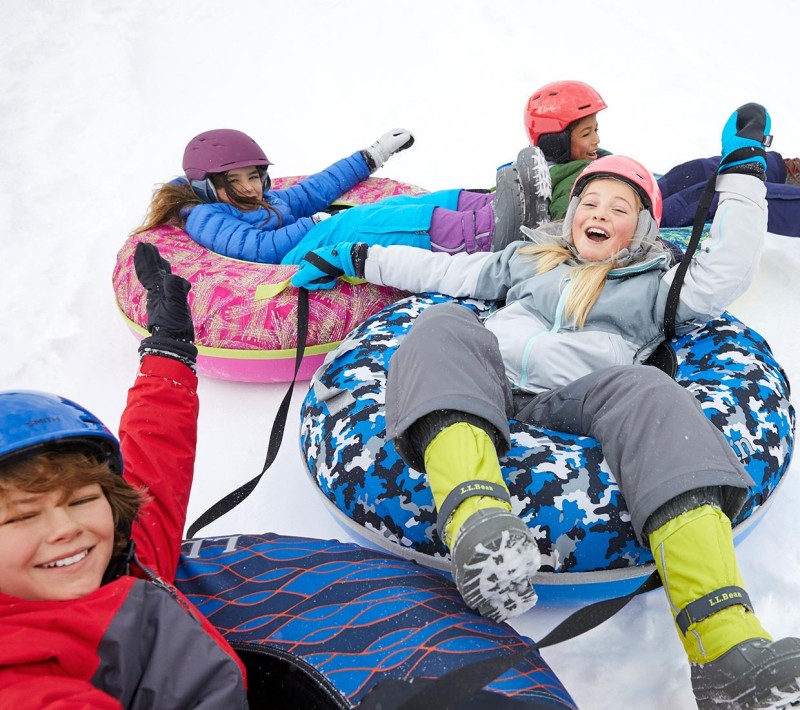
top-left (182, 129), bottom-right (272, 181)
top-left (570, 154), bottom-right (663, 225)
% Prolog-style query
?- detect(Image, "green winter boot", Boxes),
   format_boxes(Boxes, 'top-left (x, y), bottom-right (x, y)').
top-left (424, 422), bottom-right (540, 621)
top-left (649, 503), bottom-right (800, 709)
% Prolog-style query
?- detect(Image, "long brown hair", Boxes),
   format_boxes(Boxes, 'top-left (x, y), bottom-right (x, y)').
top-left (0, 451), bottom-right (147, 556)
top-left (134, 169), bottom-right (282, 234)
top-left (134, 181), bottom-right (200, 234)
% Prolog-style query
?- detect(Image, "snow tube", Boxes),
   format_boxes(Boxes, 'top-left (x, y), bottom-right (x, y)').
top-left (174, 532), bottom-right (577, 709)
top-left (298, 258), bottom-right (794, 605)
top-left (113, 177), bottom-right (424, 383)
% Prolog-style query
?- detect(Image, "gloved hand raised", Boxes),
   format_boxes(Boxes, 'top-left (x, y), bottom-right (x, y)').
top-left (290, 243), bottom-right (368, 290)
top-left (718, 103), bottom-right (772, 179)
top-left (363, 128), bottom-right (415, 172)
top-left (134, 241), bottom-right (197, 367)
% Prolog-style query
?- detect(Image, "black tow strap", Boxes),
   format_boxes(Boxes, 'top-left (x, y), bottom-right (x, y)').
top-left (662, 171), bottom-right (718, 341)
top-left (645, 171), bottom-right (717, 377)
top-left (186, 288), bottom-right (310, 539)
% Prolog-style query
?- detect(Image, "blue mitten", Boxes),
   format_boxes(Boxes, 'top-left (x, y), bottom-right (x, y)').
top-left (291, 243), bottom-right (367, 290)
top-left (718, 103), bottom-right (772, 178)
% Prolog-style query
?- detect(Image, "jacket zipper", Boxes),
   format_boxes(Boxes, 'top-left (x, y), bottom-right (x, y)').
top-left (520, 276), bottom-right (572, 384)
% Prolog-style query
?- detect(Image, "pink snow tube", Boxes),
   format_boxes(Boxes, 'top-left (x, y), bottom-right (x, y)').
top-left (113, 177), bottom-right (425, 383)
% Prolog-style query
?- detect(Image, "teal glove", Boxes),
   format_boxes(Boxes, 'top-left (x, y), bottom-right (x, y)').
top-left (719, 103), bottom-right (772, 177)
top-left (291, 243), bottom-right (366, 290)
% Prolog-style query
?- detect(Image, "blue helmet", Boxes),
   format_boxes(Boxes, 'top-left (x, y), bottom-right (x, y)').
top-left (0, 391), bottom-right (123, 474)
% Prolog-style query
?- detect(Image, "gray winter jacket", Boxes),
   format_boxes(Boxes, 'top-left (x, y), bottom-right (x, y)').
top-left (363, 173), bottom-right (767, 393)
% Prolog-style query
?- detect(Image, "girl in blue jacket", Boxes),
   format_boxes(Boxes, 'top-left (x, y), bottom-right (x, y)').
top-left (136, 128), bottom-right (550, 265)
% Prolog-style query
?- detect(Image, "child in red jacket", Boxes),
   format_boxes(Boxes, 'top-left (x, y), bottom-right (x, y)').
top-left (0, 243), bottom-right (247, 708)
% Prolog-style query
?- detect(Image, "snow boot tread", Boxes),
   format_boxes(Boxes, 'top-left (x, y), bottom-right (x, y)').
top-left (451, 508), bottom-right (540, 622)
top-left (692, 637), bottom-right (800, 709)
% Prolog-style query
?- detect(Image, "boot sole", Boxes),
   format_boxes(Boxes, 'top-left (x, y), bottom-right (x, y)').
top-left (451, 511), bottom-right (540, 622)
top-left (491, 166), bottom-right (525, 252)
top-left (517, 146), bottom-right (552, 228)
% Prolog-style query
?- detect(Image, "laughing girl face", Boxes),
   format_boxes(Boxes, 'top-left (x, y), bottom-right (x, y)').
top-left (571, 178), bottom-right (640, 262)
top-left (0, 483), bottom-right (114, 601)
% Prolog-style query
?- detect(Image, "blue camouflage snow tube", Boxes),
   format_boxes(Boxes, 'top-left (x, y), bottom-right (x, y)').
top-left (299, 288), bottom-right (794, 605)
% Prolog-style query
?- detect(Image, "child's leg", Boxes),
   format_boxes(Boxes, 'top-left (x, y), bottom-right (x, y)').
top-left (519, 364), bottom-right (800, 708)
top-left (645, 498), bottom-right (770, 665)
top-left (428, 195), bottom-right (495, 254)
top-left (385, 303), bottom-right (540, 620)
top-left (646, 497), bottom-right (800, 709)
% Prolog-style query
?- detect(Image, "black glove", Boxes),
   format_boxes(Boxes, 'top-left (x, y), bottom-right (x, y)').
top-left (134, 242), bottom-right (197, 368)
top-left (718, 103), bottom-right (772, 180)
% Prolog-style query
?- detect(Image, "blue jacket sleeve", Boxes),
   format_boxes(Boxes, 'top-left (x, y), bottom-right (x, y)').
top-left (270, 151), bottom-right (371, 216)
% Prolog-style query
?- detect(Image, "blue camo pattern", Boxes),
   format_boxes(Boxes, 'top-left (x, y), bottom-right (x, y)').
top-left (299, 279), bottom-right (794, 575)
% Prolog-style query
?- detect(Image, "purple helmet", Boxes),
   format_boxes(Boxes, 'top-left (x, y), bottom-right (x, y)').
top-left (182, 129), bottom-right (272, 181)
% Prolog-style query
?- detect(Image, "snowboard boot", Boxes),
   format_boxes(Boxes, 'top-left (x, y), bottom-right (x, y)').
top-left (646, 501), bottom-right (799, 709)
top-left (691, 637), bottom-right (800, 709)
top-left (516, 146), bottom-right (552, 229)
top-left (491, 164), bottom-right (525, 252)
top-left (422, 420), bottom-right (540, 622)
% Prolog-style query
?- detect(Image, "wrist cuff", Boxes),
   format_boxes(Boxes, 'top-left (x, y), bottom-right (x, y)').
top-left (139, 333), bottom-right (197, 370)
top-left (361, 149), bottom-right (379, 173)
top-left (350, 242), bottom-right (369, 278)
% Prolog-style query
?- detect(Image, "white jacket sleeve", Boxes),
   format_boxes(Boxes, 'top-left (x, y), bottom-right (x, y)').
top-left (363, 244), bottom-right (512, 300)
top-left (660, 173), bottom-right (767, 328)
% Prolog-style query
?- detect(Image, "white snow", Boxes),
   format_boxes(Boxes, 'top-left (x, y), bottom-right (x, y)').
top-left (2, 2), bottom-right (800, 708)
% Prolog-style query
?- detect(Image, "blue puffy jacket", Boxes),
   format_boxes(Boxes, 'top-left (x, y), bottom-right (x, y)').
top-left (184, 151), bottom-right (371, 263)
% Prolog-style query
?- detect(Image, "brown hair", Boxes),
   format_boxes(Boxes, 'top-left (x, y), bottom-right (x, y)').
top-left (134, 168), bottom-right (282, 234)
top-left (0, 451), bottom-right (146, 556)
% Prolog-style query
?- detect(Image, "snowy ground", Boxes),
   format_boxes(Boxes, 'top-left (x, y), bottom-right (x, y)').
top-left (2, 2), bottom-right (800, 708)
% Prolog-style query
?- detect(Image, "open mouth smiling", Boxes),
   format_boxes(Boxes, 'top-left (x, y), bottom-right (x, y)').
top-left (37, 548), bottom-right (91, 569)
top-left (586, 227), bottom-right (610, 243)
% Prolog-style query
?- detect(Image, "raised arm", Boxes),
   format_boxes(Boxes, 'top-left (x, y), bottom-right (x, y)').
top-left (119, 243), bottom-right (199, 581)
top-left (660, 104), bottom-right (771, 328)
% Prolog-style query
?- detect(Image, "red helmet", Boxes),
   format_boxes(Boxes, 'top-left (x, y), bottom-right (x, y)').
top-left (570, 155), bottom-right (663, 225)
top-left (524, 81), bottom-right (607, 160)
top-left (182, 129), bottom-right (272, 181)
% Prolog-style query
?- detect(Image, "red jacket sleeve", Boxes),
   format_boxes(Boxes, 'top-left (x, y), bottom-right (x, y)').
top-left (0, 676), bottom-right (123, 709)
top-left (118, 355), bottom-right (199, 581)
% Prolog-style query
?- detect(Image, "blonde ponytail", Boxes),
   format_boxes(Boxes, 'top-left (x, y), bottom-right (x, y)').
top-left (518, 243), bottom-right (616, 328)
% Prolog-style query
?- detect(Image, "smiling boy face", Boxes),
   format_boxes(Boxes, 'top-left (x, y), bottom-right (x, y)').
top-left (0, 484), bottom-right (115, 601)
top-left (569, 114), bottom-right (601, 161)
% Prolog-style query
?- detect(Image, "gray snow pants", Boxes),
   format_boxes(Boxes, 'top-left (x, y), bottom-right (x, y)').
top-left (385, 302), bottom-right (753, 542)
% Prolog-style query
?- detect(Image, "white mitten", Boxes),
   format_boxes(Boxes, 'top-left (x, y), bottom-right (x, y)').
top-left (364, 128), bottom-right (415, 171)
